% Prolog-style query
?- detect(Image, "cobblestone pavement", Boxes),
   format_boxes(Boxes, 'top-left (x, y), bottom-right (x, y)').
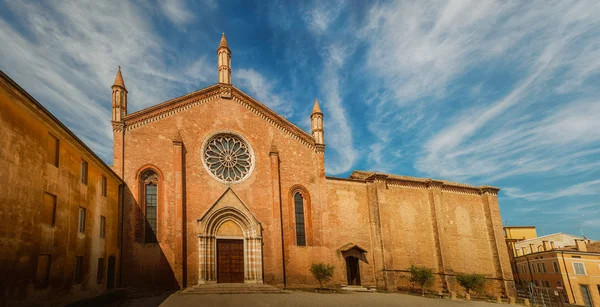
top-left (158, 291), bottom-right (506, 307)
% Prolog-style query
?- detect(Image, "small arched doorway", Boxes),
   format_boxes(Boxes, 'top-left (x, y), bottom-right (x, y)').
top-left (340, 244), bottom-right (368, 286)
top-left (345, 256), bottom-right (361, 285)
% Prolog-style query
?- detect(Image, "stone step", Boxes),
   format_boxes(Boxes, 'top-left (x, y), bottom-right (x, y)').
top-left (181, 284), bottom-right (287, 295)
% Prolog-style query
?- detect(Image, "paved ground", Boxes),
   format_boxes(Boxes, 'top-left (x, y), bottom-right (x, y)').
top-left (157, 291), bottom-right (506, 307)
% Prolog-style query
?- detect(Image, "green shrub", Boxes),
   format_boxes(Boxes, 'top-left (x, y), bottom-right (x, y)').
top-left (408, 265), bottom-right (435, 296)
top-left (455, 273), bottom-right (486, 294)
top-left (310, 263), bottom-right (335, 289)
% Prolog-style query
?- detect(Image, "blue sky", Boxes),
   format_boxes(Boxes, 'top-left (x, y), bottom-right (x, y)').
top-left (1, 1), bottom-right (599, 239)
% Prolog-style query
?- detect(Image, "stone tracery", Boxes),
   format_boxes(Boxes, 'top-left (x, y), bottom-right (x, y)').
top-left (203, 134), bottom-right (252, 183)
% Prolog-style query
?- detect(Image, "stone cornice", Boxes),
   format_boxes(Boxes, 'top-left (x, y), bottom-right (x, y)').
top-left (112, 121), bottom-right (124, 132)
top-left (349, 171), bottom-right (500, 195)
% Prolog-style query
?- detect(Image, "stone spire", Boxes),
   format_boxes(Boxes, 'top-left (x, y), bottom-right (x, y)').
top-left (111, 66), bottom-right (128, 122)
top-left (311, 99), bottom-right (324, 145)
top-left (113, 66), bottom-right (126, 89)
top-left (312, 98), bottom-right (322, 114)
top-left (219, 33), bottom-right (229, 48)
top-left (217, 33), bottom-right (232, 84)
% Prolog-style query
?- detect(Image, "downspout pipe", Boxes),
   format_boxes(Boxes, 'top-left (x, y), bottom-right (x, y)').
top-left (118, 183), bottom-right (124, 287)
top-left (561, 251), bottom-right (576, 304)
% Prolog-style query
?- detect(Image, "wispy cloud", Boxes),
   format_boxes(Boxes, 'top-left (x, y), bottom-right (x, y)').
top-left (0, 1), bottom-right (212, 161)
top-left (504, 180), bottom-right (600, 201)
top-left (302, 1), bottom-right (344, 35)
top-left (319, 44), bottom-right (357, 174)
top-left (236, 68), bottom-right (292, 117)
top-left (159, 0), bottom-right (194, 26)
top-left (355, 0), bottom-right (600, 184)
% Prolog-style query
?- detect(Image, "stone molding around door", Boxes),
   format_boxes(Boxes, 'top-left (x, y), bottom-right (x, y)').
top-left (197, 187), bottom-right (263, 284)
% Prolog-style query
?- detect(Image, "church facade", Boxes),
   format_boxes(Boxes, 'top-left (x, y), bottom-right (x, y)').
top-left (114, 34), bottom-right (514, 295)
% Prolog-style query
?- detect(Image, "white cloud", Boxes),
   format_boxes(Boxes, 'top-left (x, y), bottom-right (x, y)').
top-left (159, 0), bottom-right (194, 26)
top-left (504, 180), bottom-right (600, 201)
top-left (302, 1), bottom-right (344, 35)
top-left (0, 1), bottom-right (212, 163)
top-left (236, 68), bottom-right (292, 117)
top-left (319, 44), bottom-right (357, 174)
top-left (356, 0), bottom-right (600, 188)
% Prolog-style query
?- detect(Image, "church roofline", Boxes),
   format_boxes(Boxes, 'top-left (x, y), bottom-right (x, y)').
top-left (121, 83), bottom-right (317, 150)
top-left (123, 83), bottom-right (221, 122)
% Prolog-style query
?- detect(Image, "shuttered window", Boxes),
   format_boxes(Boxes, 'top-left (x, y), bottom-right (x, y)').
top-left (42, 193), bottom-right (57, 226)
top-left (36, 255), bottom-right (51, 287)
top-left (101, 176), bottom-right (107, 197)
top-left (47, 133), bottom-right (59, 167)
top-left (74, 256), bottom-right (83, 284)
top-left (80, 160), bottom-right (88, 185)
top-left (78, 207), bottom-right (86, 234)
top-left (573, 262), bottom-right (586, 275)
top-left (96, 258), bottom-right (104, 283)
top-left (100, 216), bottom-right (106, 239)
top-left (294, 192), bottom-right (306, 246)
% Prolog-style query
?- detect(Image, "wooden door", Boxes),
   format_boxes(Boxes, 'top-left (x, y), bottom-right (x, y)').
top-left (217, 239), bottom-right (244, 283)
top-left (345, 256), bottom-right (361, 285)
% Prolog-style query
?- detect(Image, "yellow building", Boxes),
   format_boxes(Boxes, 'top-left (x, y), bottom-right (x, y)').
top-left (505, 227), bottom-right (599, 306)
top-left (0, 71), bottom-right (124, 306)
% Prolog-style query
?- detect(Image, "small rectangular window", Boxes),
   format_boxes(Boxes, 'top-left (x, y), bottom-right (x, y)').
top-left (573, 262), bottom-right (586, 275)
top-left (542, 263), bottom-right (546, 273)
top-left (553, 261), bottom-right (559, 272)
top-left (557, 281), bottom-right (562, 287)
top-left (42, 193), bottom-right (57, 226)
top-left (537, 263), bottom-right (541, 273)
top-left (74, 256), bottom-right (83, 284)
top-left (572, 255), bottom-right (581, 258)
top-left (101, 176), bottom-right (107, 196)
top-left (78, 207), bottom-right (86, 234)
top-left (81, 160), bottom-right (88, 185)
top-left (35, 254), bottom-right (51, 287)
top-left (47, 133), bottom-right (59, 167)
top-left (96, 258), bottom-right (104, 284)
top-left (100, 216), bottom-right (106, 239)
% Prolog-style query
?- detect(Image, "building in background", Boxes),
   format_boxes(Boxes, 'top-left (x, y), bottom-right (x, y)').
top-left (504, 226), bottom-right (599, 306)
top-left (0, 71), bottom-right (123, 306)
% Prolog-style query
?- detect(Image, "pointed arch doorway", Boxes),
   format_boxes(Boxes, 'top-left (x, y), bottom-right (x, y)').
top-left (197, 188), bottom-right (263, 284)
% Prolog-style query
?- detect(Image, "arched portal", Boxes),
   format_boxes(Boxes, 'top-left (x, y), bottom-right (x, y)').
top-left (197, 188), bottom-right (263, 284)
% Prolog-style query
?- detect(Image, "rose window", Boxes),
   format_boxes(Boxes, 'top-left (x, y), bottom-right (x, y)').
top-left (203, 134), bottom-right (252, 182)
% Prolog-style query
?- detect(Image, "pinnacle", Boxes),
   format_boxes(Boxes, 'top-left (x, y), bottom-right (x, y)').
top-left (219, 33), bottom-right (229, 48)
top-left (113, 66), bottom-right (126, 88)
top-left (312, 98), bottom-right (322, 114)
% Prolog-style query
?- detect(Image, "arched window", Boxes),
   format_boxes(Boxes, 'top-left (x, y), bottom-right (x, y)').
top-left (141, 169), bottom-right (158, 243)
top-left (294, 192), bottom-right (306, 246)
